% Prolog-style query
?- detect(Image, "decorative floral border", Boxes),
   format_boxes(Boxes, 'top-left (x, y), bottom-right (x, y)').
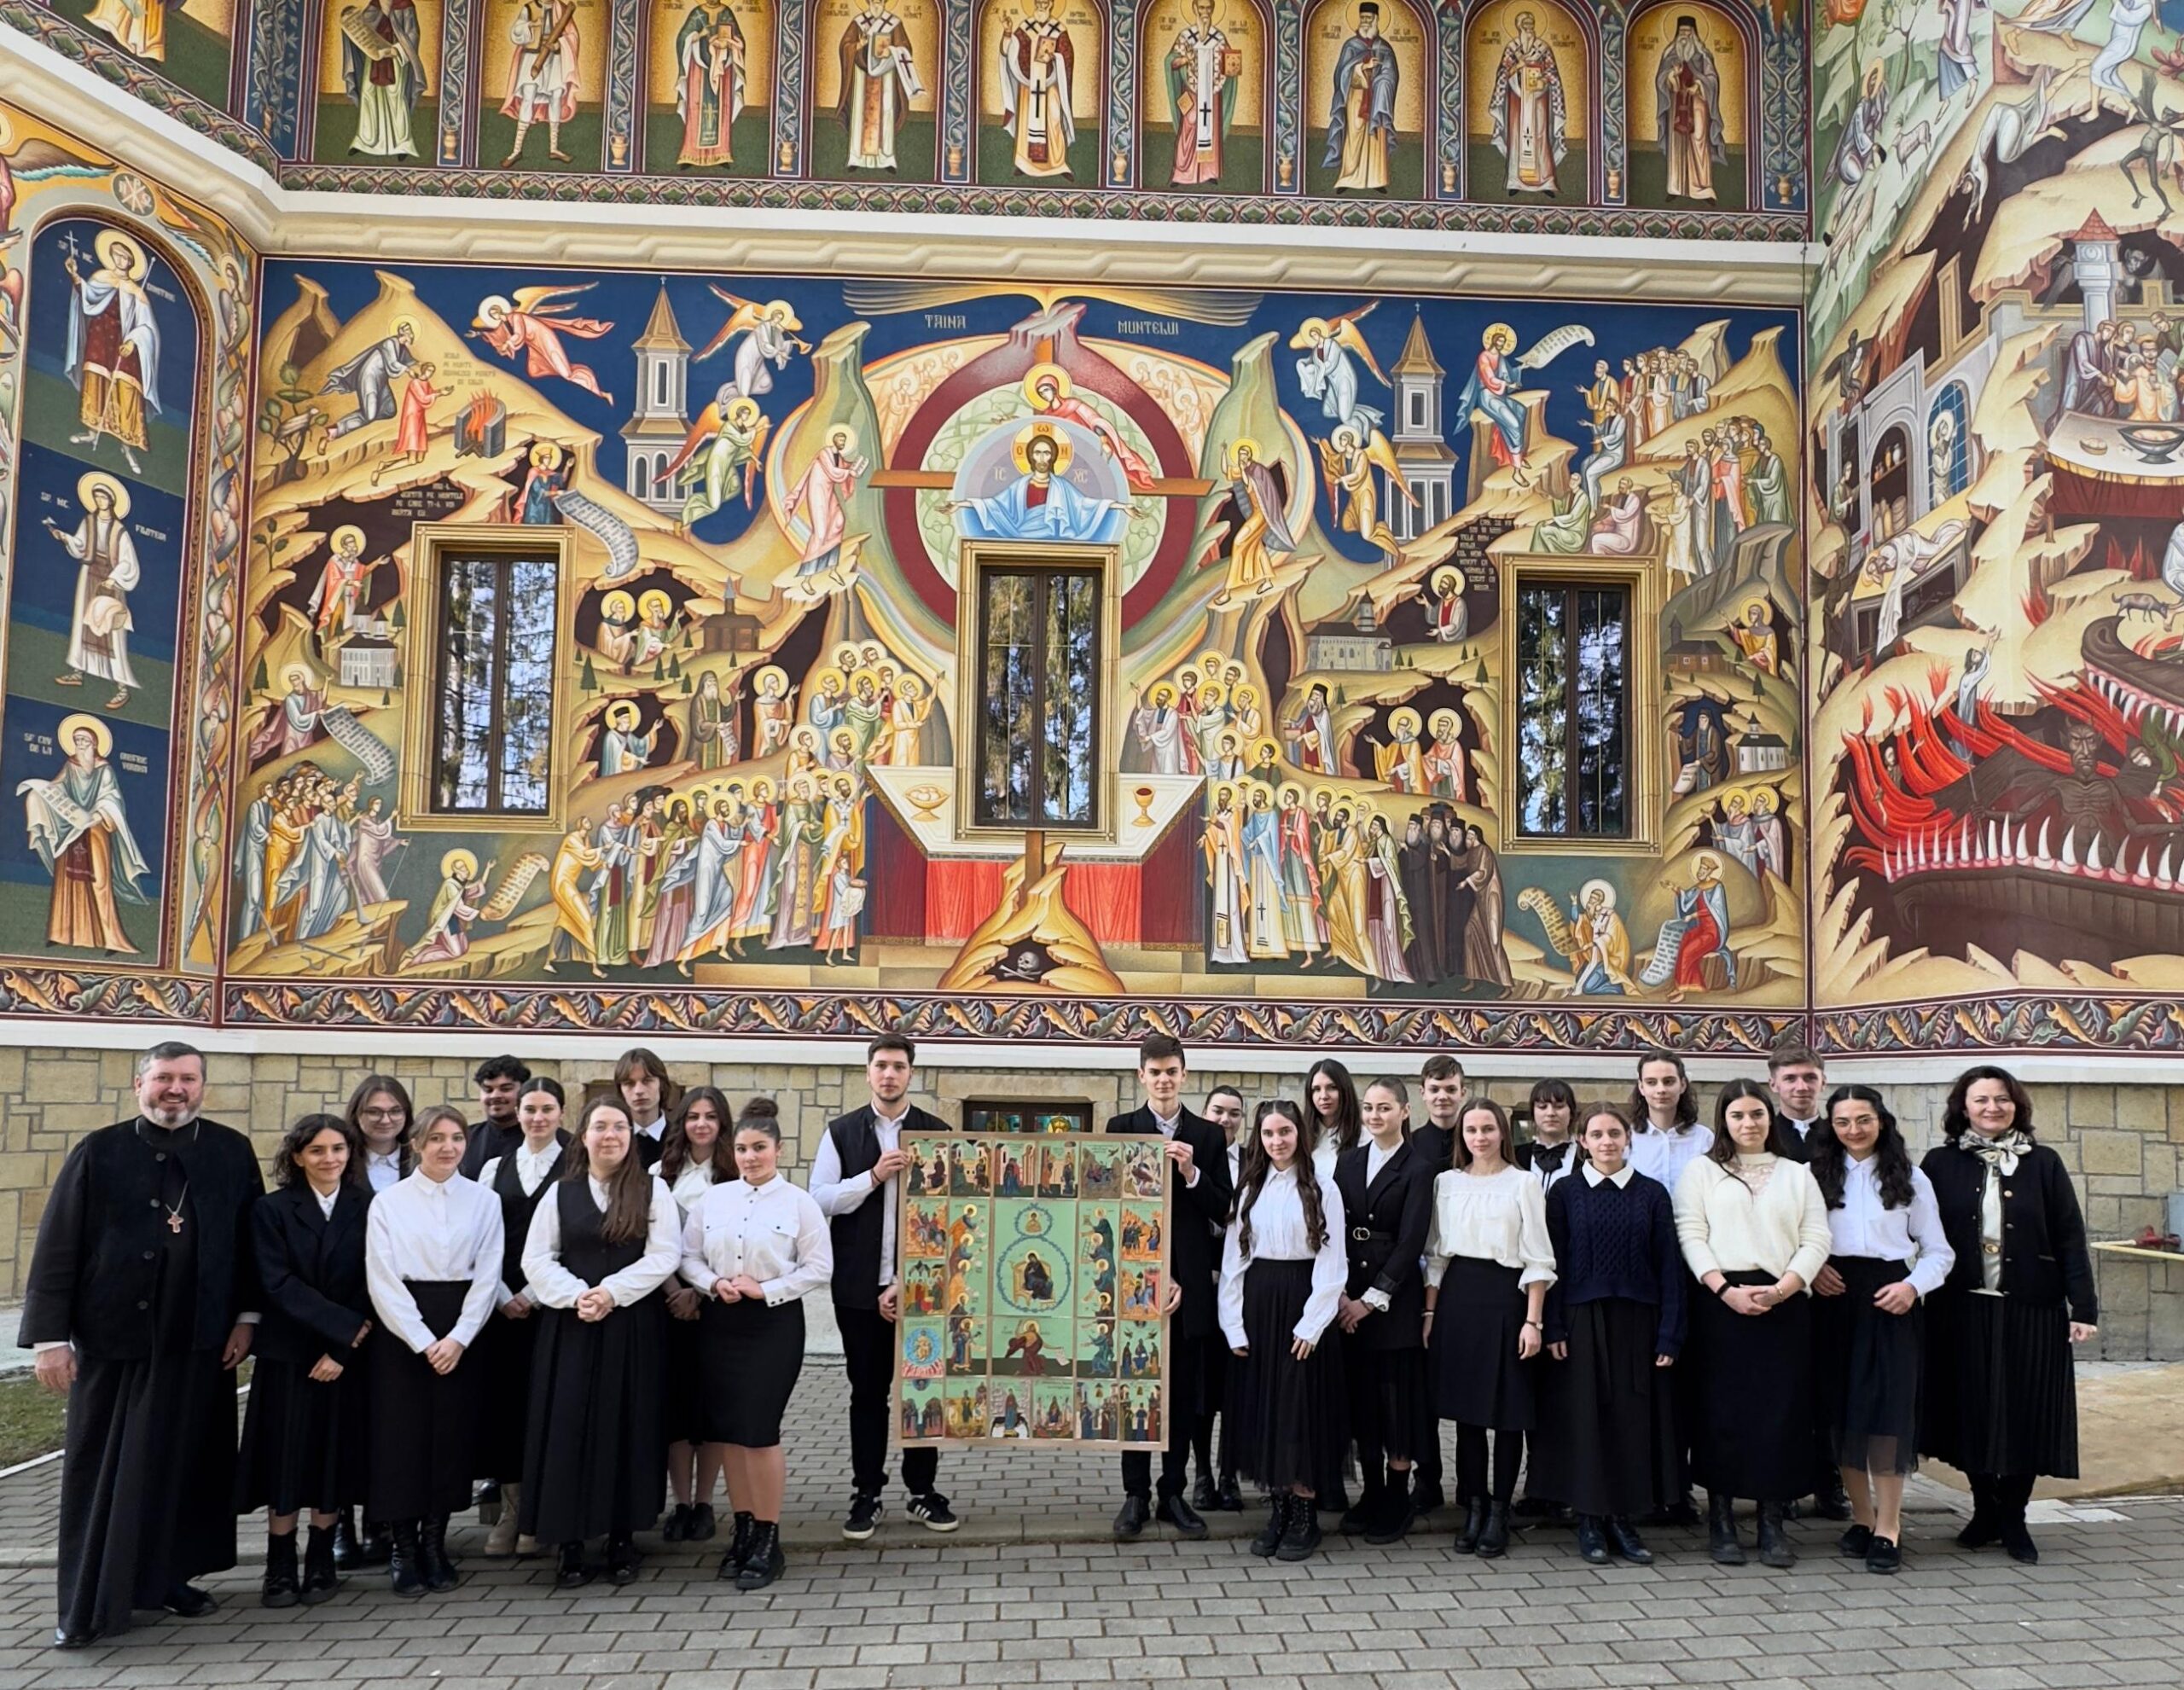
top-left (0, 967), bottom-right (216, 1025)
top-left (1815, 996), bottom-right (2184, 1059)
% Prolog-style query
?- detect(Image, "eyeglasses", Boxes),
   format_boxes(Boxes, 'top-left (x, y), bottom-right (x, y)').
top-left (359, 1107), bottom-right (406, 1122)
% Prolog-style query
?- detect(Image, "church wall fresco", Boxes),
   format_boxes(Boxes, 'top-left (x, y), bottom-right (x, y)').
top-left (0, 98), bottom-right (254, 1026)
top-left (229, 252), bottom-right (1804, 1051)
top-left (1807, 1), bottom-right (2184, 1055)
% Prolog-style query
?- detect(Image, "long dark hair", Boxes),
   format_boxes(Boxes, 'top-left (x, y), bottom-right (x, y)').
top-left (561, 1096), bottom-right (654, 1245)
top-left (1942, 1065), bottom-right (2037, 1147)
top-left (344, 1073), bottom-right (413, 1138)
top-left (1810, 1084), bottom-right (1916, 1211)
top-left (1707, 1080), bottom-right (1774, 1166)
top-left (660, 1084), bottom-right (737, 1184)
top-left (1235, 1099), bottom-right (1327, 1258)
top-left (1305, 1058), bottom-right (1363, 1157)
top-left (275, 1112), bottom-right (363, 1190)
top-left (1629, 1048), bottom-right (1697, 1130)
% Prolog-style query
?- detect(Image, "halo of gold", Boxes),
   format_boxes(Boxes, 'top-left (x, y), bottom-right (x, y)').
top-left (810, 665), bottom-right (847, 697)
top-left (606, 700), bottom-right (640, 729)
top-left (637, 589), bottom-right (672, 620)
top-left (1021, 363), bottom-right (1073, 409)
top-left (1277, 781), bottom-right (1307, 807)
top-left (1195, 651), bottom-right (1224, 677)
top-left (600, 589), bottom-right (636, 621)
top-left (529, 441), bottom-right (563, 468)
top-left (897, 672), bottom-right (925, 696)
top-left (1227, 436), bottom-right (1262, 466)
top-left (1246, 781), bottom-right (1276, 805)
top-left (752, 664), bottom-right (789, 697)
top-left (1011, 421), bottom-right (1073, 475)
top-left (1483, 322), bottom-right (1516, 351)
top-left (1741, 596), bottom-right (1769, 623)
top-left (1751, 786), bottom-right (1776, 813)
top-left (55, 712), bottom-right (112, 757)
top-left (1287, 317), bottom-right (1332, 350)
top-left (1431, 565), bottom-right (1462, 596)
top-left (762, 300), bottom-right (804, 330)
top-left (1720, 785), bottom-right (1750, 813)
top-left (833, 643), bottom-right (862, 672)
top-left (1577, 876), bottom-right (1617, 912)
top-left (824, 423), bottom-right (858, 453)
top-left (329, 524), bottom-right (366, 556)
top-left (1198, 681), bottom-right (1226, 709)
top-left (1150, 682), bottom-right (1176, 706)
top-left (1254, 738), bottom-right (1281, 764)
top-left (751, 777), bottom-right (775, 801)
top-left (1389, 706), bottom-right (1422, 737)
top-left (92, 229), bottom-right (148, 276)
top-left (76, 470), bottom-right (131, 519)
top-left (473, 294), bottom-right (511, 327)
top-left (726, 396), bottom-right (763, 427)
top-left (440, 848), bottom-right (479, 882)
top-left (1428, 707), bottom-right (1460, 738)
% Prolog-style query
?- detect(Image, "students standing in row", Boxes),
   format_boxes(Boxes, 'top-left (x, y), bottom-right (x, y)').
top-left (1920, 1066), bottom-right (2097, 1564)
top-left (681, 1100), bottom-right (834, 1588)
top-left (1333, 1078), bottom-right (1433, 1543)
top-left (364, 1106), bottom-right (503, 1598)
top-left (1191, 1084), bottom-right (1249, 1516)
top-left (809, 1034), bottom-right (959, 1539)
top-left (1110, 1034), bottom-right (1234, 1539)
top-left (1673, 1081), bottom-right (1830, 1569)
top-left (1220, 1101), bottom-right (1348, 1562)
top-left (660, 1086), bottom-right (737, 1542)
top-left (1810, 1086), bottom-right (1954, 1574)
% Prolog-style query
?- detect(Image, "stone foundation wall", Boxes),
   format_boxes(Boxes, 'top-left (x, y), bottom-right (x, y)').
top-left (2, 1048), bottom-right (2177, 1357)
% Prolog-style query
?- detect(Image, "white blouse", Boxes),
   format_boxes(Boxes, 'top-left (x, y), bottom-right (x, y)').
top-left (1828, 1158), bottom-right (1956, 1298)
top-left (679, 1176), bottom-right (834, 1307)
top-left (478, 1137), bottom-right (563, 1199)
top-left (1218, 1166), bottom-right (1348, 1350)
top-left (670, 1160), bottom-right (719, 1218)
top-left (1424, 1165), bottom-right (1557, 1290)
top-left (1675, 1154), bottom-right (1832, 1288)
top-left (364, 1170), bottom-right (505, 1354)
top-left (520, 1175), bottom-right (682, 1310)
top-left (362, 1148), bottom-right (404, 1193)
top-left (1629, 1124), bottom-right (1714, 1193)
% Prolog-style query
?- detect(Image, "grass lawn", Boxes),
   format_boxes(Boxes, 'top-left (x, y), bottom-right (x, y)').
top-left (0, 1373), bottom-right (68, 1467)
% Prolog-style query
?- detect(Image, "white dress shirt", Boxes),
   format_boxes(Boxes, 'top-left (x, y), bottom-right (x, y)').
top-left (1151, 1109), bottom-right (1202, 1188)
top-left (364, 1170), bottom-right (505, 1353)
top-left (808, 1105), bottom-right (910, 1288)
top-left (670, 1160), bottom-right (719, 1218)
top-left (1425, 1165), bottom-right (1557, 1289)
top-left (1364, 1140), bottom-right (1398, 1185)
top-left (312, 1185), bottom-right (341, 1219)
top-left (1218, 1165), bottom-right (1348, 1349)
top-left (363, 1148), bottom-right (405, 1193)
top-left (1629, 1123), bottom-right (1715, 1193)
top-left (479, 1137), bottom-right (563, 1199)
top-left (680, 1175), bottom-right (834, 1307)
top-left (1828, 1157), bottom-right (1955, 1298)
top-left (520, 1175), bottom-right (682, 1310)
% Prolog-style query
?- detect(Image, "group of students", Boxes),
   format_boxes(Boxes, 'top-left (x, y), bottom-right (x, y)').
top-left (20, 1033), bottom-right (2099, 1647)
top-left (1186, 1042), bottom-right (2099, 1569)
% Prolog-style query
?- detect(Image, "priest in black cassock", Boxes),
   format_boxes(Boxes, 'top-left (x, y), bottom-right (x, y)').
top-left (20, 1041), bottom-right (265, 1648)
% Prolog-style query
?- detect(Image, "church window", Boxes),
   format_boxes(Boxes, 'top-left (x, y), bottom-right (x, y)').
top-left (1514, 578), bottom-right (1630, 840)
top-left (975, 563), bottom-right (1101, 828)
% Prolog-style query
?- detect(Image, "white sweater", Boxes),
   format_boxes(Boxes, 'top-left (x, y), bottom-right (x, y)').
top-left (1673, 1154), bottom-right (1831, 1291)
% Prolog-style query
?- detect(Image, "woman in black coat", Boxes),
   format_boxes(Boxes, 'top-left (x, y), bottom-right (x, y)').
top-left (1920, 1066), bottom-right (2098, 1564)
top-left (1333, 1078), bottom-right (1434, 1543)
top-left (235, 1113), bottom-right (374, 1608)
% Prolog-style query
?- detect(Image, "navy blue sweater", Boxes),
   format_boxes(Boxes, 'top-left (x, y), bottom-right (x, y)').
top-left (1543, 1169), bottom-right (1687, 1359)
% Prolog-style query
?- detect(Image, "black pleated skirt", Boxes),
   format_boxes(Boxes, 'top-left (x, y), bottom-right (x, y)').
top-left (479, 1303), bottom-right (543, 1469)
top-left (1344, 1336), bottom-right (1431, 1465)
top-left (1815, 1257), bottom-right (1924, 1475)
top-left (1227, 1259), bottom-right (1350, 1495)
top-left (699, 1296), bottom-right (805, 1446)
top-left (235, 1350), bottom-right (371, 1515)
top-left (1687, 1269), bottom-right (1812, 1501)
top-left (367, 1281), bottom-right (485, 1522)
top-left (1430, 1257), bottom-right (1536, 1432)
top-left (664, 1300), bottom-right (710, 1444)
top-left (520, 1298), bottom-right (667, 1542)
top-left (1920, 1290), bottom-right (2080, 1479)
top-left (1533, 1298), bottom-right (1683, 1518)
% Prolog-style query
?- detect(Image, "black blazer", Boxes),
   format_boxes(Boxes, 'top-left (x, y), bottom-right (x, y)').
top-left (252, 1181), bottom-right (374, 1365)
top-left (1333, 1139), bottom-right (1432, 1351)
top-left (1412, 1122), bottom-right (1455, 1180)
top-left (1104, 1105), bottom-right (1233, 1340)
top-left (1769, 1110), bottom-right (1828, 1164)
top-left (1922, 1141), bottom-right (2098, 1322)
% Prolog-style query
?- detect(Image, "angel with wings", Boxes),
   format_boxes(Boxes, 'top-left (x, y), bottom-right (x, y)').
top-left (1316, 425), bottom-right (1412, 566)
top-left (694, 288), bottom-right (811, 405)
top-left (667, 392), bottom-right (771, 530)
top-left (1291, 304), bottom-right (1387, 439)
top-left (470, 285), bottom-right (615, 404)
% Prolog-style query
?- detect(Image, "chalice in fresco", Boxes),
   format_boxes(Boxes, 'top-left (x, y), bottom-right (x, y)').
top-left (1131, 786), bottom-right (1157, 827)
top-left (2118, 422), bottom-right (2184, 465)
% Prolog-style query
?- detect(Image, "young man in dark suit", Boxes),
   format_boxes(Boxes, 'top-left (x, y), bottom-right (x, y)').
top-left (457, 1054), bottom-right (531, 1179)
top-left (1107, 1033), bottom-right (1233, 1540)
top-left (1406, 1053), bottom-right (1467, 1519)
top-left (1765, 1040), bottom-right (1851, 1522)
top-left (809, 1032), bottom-right (960, 1540)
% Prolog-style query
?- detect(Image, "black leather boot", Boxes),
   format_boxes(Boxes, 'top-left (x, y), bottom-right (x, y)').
top-left (1606, 1516), bottom-right (1653, 1565)
top-left (1453, 1497), bottom-right (1488, 1554)
top-left (1958, 1474), bottom-right (2001, 1548)
top-left (359, 1519), bottom-right (394, 1567)
top-left (1998, 1475), bottom-right (2038, 1564)
top-left (1757, 1501), bottom-right (1797, 1569)
top-left (261, 1533), bottom-right (300, 1609)
top-left (556, 1541), bottom-right (591, 1588)
top-left (1343, 1461), bottom-right (1382, 1535)
top-left (331, 1507), bottom-right (361, 1570)
top-left (300, 1524), bottom-right (340, 1603)
top-left (1251, 1493), bottom-right (1289, 1557)
top-left (735, 1521), bottom-right (784, 1590)
top-left (1364, 1473), bottom-right (1411, 1545)
top-left (1708, 1491), bottom-right (1746, 1565)
top-left (1574, 1514), bottom-right (1610, 1565)
top-left (730, 1511), bottom-right (754, 1566)
top-left (1476, 1500), bottom-right (1512, 1559)
top-left (420, 1513), bottom-right (458, 1590)
top-left (1275, 1496), bottom-right (1321, 1562)
top-left (390, 1522), bottom-right (427, 1598)
top-left (607, 1531), bottom-right (641, 1585)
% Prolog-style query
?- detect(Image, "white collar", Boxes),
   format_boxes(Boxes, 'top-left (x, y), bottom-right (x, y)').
top-left (638, 1117), bottom-right (666, 1141)
top-left (870, 1101), bottom-right (909, 1127)
top-left (366, 1147), bottom-right (402, 1164)
top-left (1582, 1162), bottom-right (1634, 1188)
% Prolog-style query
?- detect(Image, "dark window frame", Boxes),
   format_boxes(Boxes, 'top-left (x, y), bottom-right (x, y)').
top-left (973, 560), bottom-right (1105, 833)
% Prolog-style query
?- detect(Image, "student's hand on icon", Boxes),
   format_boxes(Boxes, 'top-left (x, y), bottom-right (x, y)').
top-left (1162, 1279), bottom-right (1182, 1315)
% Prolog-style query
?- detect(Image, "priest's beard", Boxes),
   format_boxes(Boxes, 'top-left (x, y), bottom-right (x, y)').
top-left (142, 1101), bottom-right (202, 1130)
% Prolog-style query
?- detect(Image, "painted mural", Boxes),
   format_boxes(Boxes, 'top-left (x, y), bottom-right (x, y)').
top-left (0, 99), bottom-right (252, 1021)
top-left (1808, 1), bottom-right (2184, 1054)
top-left (43, 0), bottom-right (237, 111)
top-left (230, 240), bottom-right (1800, 1046)
top-left (312, 0), bottom-right (443, 165)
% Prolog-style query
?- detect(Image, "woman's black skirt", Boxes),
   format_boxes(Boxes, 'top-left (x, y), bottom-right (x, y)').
top-left (1687, 1269), bottom-right (1813, 1500)
top-left (1226, 1259), bottom-right (1349, 1495)
top-left (1344, 1335), bottom-right (1431, 1465)
top-left (1532, 1297), bottom-right (1682, 1519)
top-left (664, 1297), bottom-right (710, 1444)
top-left (1815, 1257), bottom-right (1923, 1476)
top-left (699, 1295), bottom-right (806, 1446)
top-left (1920, 1289), bottom-right (2080, 1479)
top-left (520, 1298), bottom-right (667, 1542)
top-left (1430, 1257), bottom-right (1536, 1432)
top-left (237, 1350), bottom-right (370, 1516)
top-left (367, 1281), bottom-right (485, 1522)
top-left (478, 1302), bottom-right (543, 1468)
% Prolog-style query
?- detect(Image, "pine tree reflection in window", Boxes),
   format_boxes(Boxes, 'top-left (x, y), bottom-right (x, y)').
top-left (434, 551), bottom-right (558, 814)
top-left (977, 565), bottom-right (1100, 828)
top-left (1516, 581), bottom-right (1628, 839)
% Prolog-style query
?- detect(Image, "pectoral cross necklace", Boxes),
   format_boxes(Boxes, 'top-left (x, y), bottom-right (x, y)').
top-left (163, 1188), bottom-right (189, 1234)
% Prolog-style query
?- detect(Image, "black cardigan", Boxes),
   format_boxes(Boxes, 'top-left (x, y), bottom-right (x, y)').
top-left (1333, 1139), bottom-right (1433, 1351)
top-left (1920, 1141), bottom-right (2098, 1323)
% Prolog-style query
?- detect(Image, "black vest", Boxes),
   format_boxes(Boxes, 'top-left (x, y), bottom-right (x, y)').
top-left (493, 1142), bottom-right (564, 1295)
top-left (553, 1179), bottom-right (646, 1287)
top-left (824, 1103), bottom-right (946, 1310)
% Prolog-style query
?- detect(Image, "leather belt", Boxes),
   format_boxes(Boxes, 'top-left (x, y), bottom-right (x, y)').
top-left (1350, 1226), bottom-right (1393, 1241)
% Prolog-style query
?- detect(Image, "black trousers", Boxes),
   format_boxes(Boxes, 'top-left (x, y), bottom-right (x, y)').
top-left (839, 1304), bottom-right (938, 1497)
top-left (1121, 1333), bottom-right (1205, 1498)
top-left (1190, 1341), bottom-right (1235, 1483)
top-left (1455, 1425), bottom-right (1523, 1505)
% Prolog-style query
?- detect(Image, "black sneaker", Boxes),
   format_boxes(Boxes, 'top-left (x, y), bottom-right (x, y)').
top-left (908, 1492), bottom-right (959, 1533)
top-left (842, 1491), bottom-right (883, 1542)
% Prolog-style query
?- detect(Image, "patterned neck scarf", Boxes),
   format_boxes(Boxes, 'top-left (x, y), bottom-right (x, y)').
top-left (1963, 1128), bottom-right (2033, 1176)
